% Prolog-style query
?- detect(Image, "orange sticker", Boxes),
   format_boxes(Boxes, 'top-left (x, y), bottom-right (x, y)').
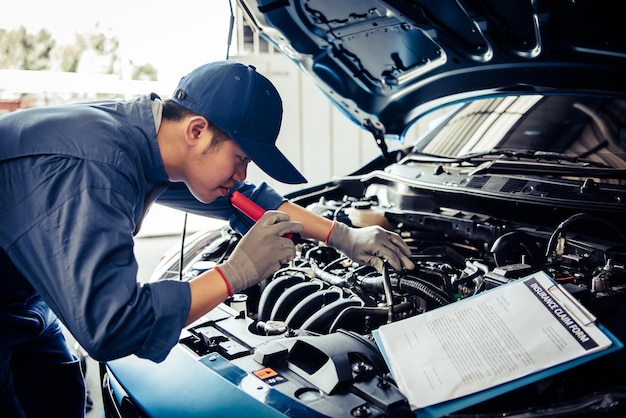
top-left (253, 367), bottom-right (278, 379)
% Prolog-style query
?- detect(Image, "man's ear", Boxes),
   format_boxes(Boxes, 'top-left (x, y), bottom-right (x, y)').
top-left (185, 116), bottom-right (209, 145)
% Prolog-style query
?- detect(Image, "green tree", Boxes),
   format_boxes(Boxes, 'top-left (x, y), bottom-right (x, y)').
top-left (0, 26), bottom-right (55, 70)
top-left (55, 41), bottom-right (85, 73)
top-left (84, 24), bottom-right (121, 74)
top-left (1, 24), bottom-right (157, 81)
top-left (132, 63), bottom-right (158, 81)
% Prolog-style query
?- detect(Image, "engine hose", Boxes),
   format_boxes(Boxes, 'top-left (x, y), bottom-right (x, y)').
top-left (453, 260), bottom-right (482, 286)
top-left (396, 276), bottom-right (454, 309)
top-left (309, 260), bottom-right (350, 286)
top-left (357, 265), bottom-right (452, 294)
top-left (545, 213), bottom-right (626, 257)
top-left (356, 276), bottom-right (385, 293)
top-left (413, 266), bottom-right (451, 293)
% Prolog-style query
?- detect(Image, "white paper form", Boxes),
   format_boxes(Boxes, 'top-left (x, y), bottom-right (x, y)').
top-left (374, 271), bottom-right (613, 411)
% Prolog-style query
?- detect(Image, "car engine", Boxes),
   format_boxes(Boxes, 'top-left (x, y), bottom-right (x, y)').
top-left (152, 164), bottom-right (626, 417)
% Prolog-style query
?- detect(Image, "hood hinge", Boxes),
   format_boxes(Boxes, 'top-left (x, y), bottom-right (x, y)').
top-left (365, 119), bottom-right (390, 161)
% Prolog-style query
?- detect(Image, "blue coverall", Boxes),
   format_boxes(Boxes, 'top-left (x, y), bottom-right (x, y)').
top-left (0, 94), bottom-right (285, 416)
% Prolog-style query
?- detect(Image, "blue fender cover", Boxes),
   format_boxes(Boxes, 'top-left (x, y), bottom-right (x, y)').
top-left (105, 345), bottom-right (293, 418)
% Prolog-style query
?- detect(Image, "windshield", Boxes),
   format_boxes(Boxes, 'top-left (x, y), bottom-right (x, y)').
top-left (412, 95), bottom-right (626, 174)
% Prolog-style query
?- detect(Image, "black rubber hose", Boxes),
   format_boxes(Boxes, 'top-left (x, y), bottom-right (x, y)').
top-left (356, 276), bottom-right (385, 293)
top-left (396, 276), bottom-right (454, 309)
top-left (545, 213), bottom-right (626, 257)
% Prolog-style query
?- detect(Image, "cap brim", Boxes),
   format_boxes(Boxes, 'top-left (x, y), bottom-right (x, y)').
top-left (231, 134), bottom-right (307, 184)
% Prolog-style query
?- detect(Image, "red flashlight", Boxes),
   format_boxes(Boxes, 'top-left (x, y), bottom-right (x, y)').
top-left (230, 191), bottom-right (294, 240)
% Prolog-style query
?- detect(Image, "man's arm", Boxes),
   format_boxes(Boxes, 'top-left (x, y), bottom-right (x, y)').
top-left (186, 269), bottom-right (231, 325)
top-left (276, 200), bottom-right (335, 241)
top-left (186, 210), bottom-right (304, 325)
top-left (277, 200), bottom-right (415, 272)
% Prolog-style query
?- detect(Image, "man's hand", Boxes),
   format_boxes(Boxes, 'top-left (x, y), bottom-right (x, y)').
top-left (218, 211), bottom-right (304, 293)
top-left (327, 221), bottom-right (415, 272)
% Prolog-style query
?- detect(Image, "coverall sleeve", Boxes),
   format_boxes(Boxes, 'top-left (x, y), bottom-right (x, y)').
top-left (7, 186), bottom-right (190, 363)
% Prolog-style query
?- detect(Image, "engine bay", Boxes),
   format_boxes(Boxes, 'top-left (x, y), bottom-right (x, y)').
top-left (159, 166), bottom-right (626, 417)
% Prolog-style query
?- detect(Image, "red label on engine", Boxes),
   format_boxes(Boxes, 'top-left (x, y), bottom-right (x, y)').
top-left (253, 367), bottom-right (287, 385)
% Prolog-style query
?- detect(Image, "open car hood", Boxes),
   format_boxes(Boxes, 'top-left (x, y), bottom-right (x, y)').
top-left (237, 0), bottom-right (626, 140)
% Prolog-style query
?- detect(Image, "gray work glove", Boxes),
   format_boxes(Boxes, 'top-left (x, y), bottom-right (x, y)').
top-left (327, 221), bottom-right (415, 272)
top-left (218, 211), bottom-right (304, 294)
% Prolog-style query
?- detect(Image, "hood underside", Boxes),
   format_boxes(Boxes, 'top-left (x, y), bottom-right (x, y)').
top-left (237, 0), bottom-right (626, 139)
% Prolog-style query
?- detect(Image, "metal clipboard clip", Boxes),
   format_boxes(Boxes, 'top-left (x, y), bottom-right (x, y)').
top-left (547, 283), bottom-right (597, 326)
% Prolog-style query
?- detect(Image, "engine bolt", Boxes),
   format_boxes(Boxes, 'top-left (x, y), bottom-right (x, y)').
top-left (352, 405), bottom-right (371, 417)
top-left (352, 361), bottom-right (368, 374)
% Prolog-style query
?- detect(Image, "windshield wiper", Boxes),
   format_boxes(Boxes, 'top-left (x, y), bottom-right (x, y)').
top-left (461, 149), bottom-right (612, 168)
top-left (409, 149), bottom-right (613, 168)
top-left (469, 159), bottom-right (626, 179)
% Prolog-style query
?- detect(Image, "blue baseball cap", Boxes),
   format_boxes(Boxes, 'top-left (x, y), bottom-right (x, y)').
top-left (172, 60), bottom-right (307, 184)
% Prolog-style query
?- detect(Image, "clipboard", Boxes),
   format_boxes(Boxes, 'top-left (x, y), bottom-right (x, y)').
top-left (373, 271), bottom-right (623, 417)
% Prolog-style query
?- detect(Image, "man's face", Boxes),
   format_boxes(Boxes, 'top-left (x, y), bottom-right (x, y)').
top-left (184, 132), bottom-right (250, 203)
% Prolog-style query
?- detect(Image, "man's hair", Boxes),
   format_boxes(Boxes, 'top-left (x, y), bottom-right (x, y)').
top-left (163, 99), bottom-right (231, 149)
top-left (163, 99), bottom-right (198, 121)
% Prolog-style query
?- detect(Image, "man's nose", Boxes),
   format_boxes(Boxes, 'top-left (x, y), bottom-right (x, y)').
top-left (233, 162), bottom-right (248, 181)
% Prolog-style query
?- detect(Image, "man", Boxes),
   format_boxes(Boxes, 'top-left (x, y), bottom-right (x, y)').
top-left (0, 60), bottom-right (414, 416)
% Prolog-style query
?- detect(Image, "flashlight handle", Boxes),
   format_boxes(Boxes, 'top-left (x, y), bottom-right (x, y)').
top-left (231, 191), bottom-right (265, 222)
top-left (230, 191), bottom-right (294, 239)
